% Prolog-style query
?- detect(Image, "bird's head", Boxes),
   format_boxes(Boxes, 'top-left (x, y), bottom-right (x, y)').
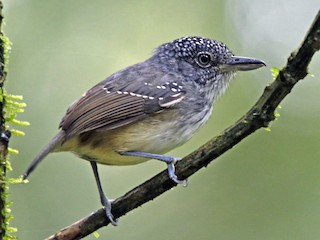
top-left (154, 36), bottom-right (265, 100)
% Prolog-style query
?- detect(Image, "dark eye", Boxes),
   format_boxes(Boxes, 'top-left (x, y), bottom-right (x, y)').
top-left (196, 52), bottom-right (212, 68)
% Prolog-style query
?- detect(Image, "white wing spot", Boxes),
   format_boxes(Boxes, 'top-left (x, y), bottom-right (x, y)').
top-left (103, 86), bottom-right (111, 93)
top-left (171, 88), bottom-right (178, 92)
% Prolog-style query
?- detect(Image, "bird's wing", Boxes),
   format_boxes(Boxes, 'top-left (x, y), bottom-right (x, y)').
top-left (59, 72), bottom-right (186, 140)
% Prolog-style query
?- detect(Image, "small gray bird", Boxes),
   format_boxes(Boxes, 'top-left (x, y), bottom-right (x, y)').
top-left (23, 36), bottom-right (265, 225)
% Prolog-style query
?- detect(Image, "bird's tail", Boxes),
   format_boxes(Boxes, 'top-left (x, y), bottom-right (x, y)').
top-left (22, 131), bottom-right (66, 180)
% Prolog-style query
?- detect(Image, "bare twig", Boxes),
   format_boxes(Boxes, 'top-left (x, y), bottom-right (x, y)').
top-left (47, 10), bottom-right (320, 240)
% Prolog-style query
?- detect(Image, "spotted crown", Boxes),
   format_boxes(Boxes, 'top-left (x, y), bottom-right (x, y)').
top-left (157, 36), bottom-right (233, 62)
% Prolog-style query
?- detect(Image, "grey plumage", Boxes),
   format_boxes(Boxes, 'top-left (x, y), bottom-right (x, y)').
top-left (23, 36), bottom-right (265, 225)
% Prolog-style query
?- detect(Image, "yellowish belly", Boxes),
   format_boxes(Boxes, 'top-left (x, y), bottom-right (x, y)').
top-left (58, 108), bottom-right (208, 166)
top-left (59, 114), bottom-right (186, 165)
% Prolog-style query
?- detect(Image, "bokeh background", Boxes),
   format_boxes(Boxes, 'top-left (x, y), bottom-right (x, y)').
top-left (3, 0), bottom-right (320, 239)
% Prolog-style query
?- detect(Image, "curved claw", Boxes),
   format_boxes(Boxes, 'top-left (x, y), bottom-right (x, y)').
top-left (171, 175), bottom-right (188, 187)
top-left (105, 208), bottom-right (118, 226)
top-left (181, 178), bottom-right (189, 187)
top-left (167, 162), bottom-right (188, 187)
top-left (102, 198), bottom-right (118, 226)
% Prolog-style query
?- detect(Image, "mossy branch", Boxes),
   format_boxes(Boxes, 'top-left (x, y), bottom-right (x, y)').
top-left (0, 2), bottom-right (10, 239)
top-left (0, 2), bottom-right (28, 239)
top-left (0, 2), bottom-right (9, 239)
top-left (47, 10), bottom-right (320, 240)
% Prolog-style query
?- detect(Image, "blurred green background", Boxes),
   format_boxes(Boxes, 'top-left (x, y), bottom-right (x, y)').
top-left (3, 0), bottom-right (320, 239)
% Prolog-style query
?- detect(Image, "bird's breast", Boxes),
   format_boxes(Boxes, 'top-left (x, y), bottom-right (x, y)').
top-left (60, 104), bottom-right (213, 166)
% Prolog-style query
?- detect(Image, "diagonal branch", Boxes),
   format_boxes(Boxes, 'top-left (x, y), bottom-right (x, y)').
top-left (46, 10), bottom-right (320, 240)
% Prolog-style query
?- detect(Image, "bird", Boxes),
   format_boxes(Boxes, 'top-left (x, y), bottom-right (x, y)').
top-left (22, 36), bottom-right (265, 225)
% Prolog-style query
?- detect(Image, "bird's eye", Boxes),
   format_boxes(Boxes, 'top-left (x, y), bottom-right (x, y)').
top-left (196, 52), bottom-right (212, 68)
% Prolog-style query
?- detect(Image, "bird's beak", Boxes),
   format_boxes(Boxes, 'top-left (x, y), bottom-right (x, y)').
top-left (220, 56), bottom-right (266, 72)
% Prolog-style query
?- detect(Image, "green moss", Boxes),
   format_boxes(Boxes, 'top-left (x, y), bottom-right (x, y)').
top-left (0, 35), bottom-right (11, 72)
top-left (0, 32), bottom-right (28, 240)
top-left (271, 67), bottom-right (280, 80)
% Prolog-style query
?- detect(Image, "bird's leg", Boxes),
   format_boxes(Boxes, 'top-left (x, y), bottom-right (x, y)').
top-left (120, 151), bottom-right (188, 186)
top-left (90, 161), bottom-right (118, 226)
